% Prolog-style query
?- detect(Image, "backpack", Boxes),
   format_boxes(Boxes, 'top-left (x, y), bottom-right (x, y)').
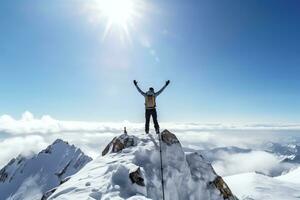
top-left (145, 94), bottom-right (156, 108)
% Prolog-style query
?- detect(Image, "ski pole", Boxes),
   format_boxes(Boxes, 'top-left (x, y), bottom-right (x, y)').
top-left (158, 132), bottom-right (165, 200)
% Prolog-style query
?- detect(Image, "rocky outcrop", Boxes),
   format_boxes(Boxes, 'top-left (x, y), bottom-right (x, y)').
top-left (41, 188), bottom-right (57, 200)
top-left (161, 129), bottom-right (180, 145)
top-left (129, 167), bottom-right (145, 186)
top-left (101, 129), bottom-right (180, 156)
top-left (102, 133), bottom-right (138, 156)
top-left (211, 176), bottom-right (237, 200)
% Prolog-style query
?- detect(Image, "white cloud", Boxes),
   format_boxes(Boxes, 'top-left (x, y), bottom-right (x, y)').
top-left (0, 111), bottom-right (125, 135)
top-left (10, 175), bottom-right (43, 200)
top-left (0, 111), bottom-right (299, 173)
top-left (0, 135), bottom-right (48, 167)
top-left (212, 151), bottom-right (281, 176)
top-left (1, 112), bottom-right (300, 136)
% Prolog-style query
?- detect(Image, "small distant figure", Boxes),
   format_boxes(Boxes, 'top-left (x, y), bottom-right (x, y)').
top-left (124, 127), bottom-right (127, 135)
top-left (133, 80), bottom-right (170, 134)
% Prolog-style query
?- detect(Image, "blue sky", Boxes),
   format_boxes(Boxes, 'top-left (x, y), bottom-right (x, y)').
top-left (0, 0), bottom-right (299, 123)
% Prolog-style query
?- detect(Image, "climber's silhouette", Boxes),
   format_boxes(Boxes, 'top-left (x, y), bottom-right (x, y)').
top-left (133, 80), bottom-right (170, 134)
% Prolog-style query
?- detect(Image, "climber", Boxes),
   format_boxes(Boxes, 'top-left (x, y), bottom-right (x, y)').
top-left (133, 80), bottom-right (170, 134)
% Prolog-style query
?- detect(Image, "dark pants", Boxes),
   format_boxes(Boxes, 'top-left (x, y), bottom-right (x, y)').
top-left (145, 109), bottom-right (160, 133)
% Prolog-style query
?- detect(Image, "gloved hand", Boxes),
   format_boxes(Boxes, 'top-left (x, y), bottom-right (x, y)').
top-left (166, 80), bottom-right (170, 86)
top-left (133, 80), bottom-right (137, 85)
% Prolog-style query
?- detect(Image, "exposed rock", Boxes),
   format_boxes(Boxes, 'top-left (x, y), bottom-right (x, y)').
top-left (16, 155), bottom-right (25, 164)
top-left (0, 169), bottom-right (8, 182)
top-left (41, 188), bottom-right (57, 200)
top-left (112, 138), bottom-right (125, 153)
top-left (60, 176), bottom-right (71, 185)
top-left (41, 177), bottom-right (71, 200)
top-left (44, 146), bottom-right (52, 154)
top-left (102, 133), bottom-right (138, 156)
top-left (161, 129), bottom-right (180, 145)
top-left (55, 160), bottom-right (72, 179)
top-left (129, 167), bottom-right (145, 187)
top-left (211, 176), bottom-right (238, 200)
top-left (102, 137), bottom-right (116, 156)
top-left (7, 158), bottom-right (16, 166)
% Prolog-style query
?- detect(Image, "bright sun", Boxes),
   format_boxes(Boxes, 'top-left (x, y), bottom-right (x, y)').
top-left (93, 0), bottom-right (140, 39)
top-left (100, 0), bottom-right (134, 25)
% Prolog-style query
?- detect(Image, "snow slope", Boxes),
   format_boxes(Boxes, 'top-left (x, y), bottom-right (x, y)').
top-left (48, 130), bottom-right (237, 200)
top-left (0, 139), bottom-right (92, 200)
top-left (276, 166), bottom-right (300, 184)
top-left (224, 172), bottom-right (300, 200)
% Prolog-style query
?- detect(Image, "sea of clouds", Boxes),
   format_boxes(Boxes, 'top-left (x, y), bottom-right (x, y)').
top-left (0, 111), bottom-right (299, 176)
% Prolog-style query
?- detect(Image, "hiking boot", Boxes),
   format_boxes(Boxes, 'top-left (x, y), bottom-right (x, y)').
top-left (155, 129), bottom-right (160, 134)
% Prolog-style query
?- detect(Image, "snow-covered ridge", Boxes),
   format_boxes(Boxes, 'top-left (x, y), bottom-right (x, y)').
top-left (265, 142), bottom-right (300, 164)
top-left (48, 130), bottom-right (238, 200)
top-left (0, 139), bottom-right (92, 200)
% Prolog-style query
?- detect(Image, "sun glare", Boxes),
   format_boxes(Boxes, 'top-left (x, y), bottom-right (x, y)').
top-left (100, 0), bottom-right (134, 25)
top-left (93, 0), bottom-right (140, 40)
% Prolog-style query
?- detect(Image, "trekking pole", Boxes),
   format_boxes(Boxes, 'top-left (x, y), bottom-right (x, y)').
top-left (158, 132), bottom-right (165, 200)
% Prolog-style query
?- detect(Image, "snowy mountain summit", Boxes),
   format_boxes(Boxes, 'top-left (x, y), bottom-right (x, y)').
top-left (0, 139), bottom-right (92, 200)
top-left (48, 130), bottom-right (238, 200)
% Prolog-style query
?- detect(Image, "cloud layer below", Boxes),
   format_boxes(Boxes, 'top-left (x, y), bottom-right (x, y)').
top-left (0, 112), bottom-right (299, 175)
top-left (1, 111), bottom-right (300, 135)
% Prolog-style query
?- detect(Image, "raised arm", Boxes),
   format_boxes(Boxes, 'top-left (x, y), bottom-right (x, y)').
top-left (155, 80), bottom-right (170, 96)
top-left (133, 80), bottom-right (146, 96)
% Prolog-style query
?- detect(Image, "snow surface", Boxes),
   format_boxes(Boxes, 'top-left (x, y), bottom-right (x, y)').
top-left (48, 133), bottom-right (231, 200)
top-left (224, 172), bottom-right (300, 200)
top-left (0, 139), bottom-right (92, 200)
top-left (276, 166), bottom-right (300, 184)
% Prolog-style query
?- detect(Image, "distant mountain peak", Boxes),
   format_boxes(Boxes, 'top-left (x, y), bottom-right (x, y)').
top-left (53, 138), bottom-right (68, 145)
top-left (0, 139), bottom-right (92, 200)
